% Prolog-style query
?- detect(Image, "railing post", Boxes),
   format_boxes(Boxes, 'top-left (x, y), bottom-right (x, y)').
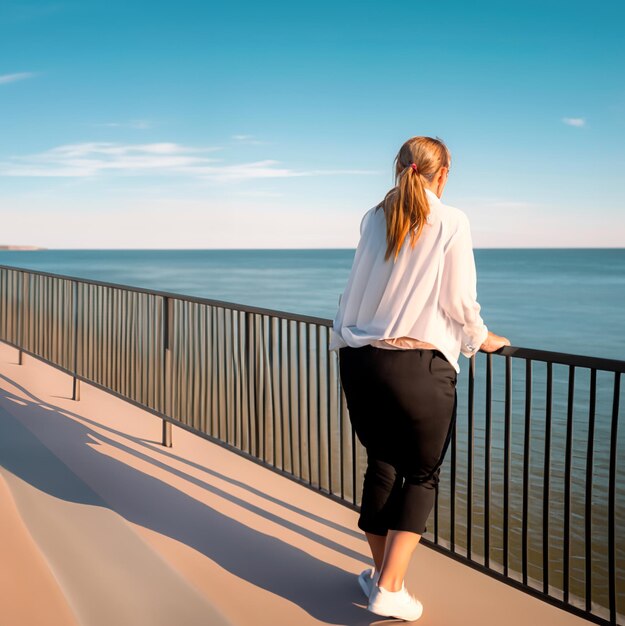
top-left (17, 271), bottom-right (24, 365)
top-left (72, 280), bottom-right (80, 401)
top-left (162, 296), bottom-right (172, 447)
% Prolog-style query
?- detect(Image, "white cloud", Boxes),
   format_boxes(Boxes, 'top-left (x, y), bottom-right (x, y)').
top-left (235, 190), bottom-right (285, 198)
top-left (562, 117), bottom-right (586, 127)
top-left (0, 142), bottom-right (220, 177)
top-left (483, 200), bottom-right (536, 209)
top-left (95, 120), bottom-right (154, 129)
top-left (0, 72), bottom-right (35, 85)
top-left (0, 141), bottom-right (377, 181)
top-left (232, 134), bottom-right (265, 145)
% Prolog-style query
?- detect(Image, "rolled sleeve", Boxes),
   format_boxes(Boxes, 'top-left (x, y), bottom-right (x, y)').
top-left (439, 214), bottom-right (488, 357)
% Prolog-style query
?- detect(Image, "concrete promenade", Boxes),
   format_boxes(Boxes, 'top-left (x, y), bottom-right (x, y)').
top-left (0, 342), bottom-right (590, 625)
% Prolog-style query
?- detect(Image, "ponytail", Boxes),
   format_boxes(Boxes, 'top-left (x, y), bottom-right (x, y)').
top-left (377, 136), bottom-right (451, 263)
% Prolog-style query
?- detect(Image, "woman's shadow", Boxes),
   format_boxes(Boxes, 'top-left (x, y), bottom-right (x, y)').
top-left (0, 370), bottom-right (380, 626)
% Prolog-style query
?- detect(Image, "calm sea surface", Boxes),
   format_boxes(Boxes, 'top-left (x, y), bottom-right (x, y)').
top-left (0, 248), bottom-right (623, 361)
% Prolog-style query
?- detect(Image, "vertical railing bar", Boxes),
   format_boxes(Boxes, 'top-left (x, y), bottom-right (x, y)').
top-left (31, 273), bottom-right (36, 358)
top-left (34, 274), bottom-right (40, 359)
top-left (450, 374), bottom-right (457, 551)
top-left (18, 271), bottom-right (24, 364)
top-left (258, 312), bottom-right (264, 460)
top-left (180, 300), bottom-right (187, 427)
top-left (64, 279), bottom-right (70, 366)
top-left (247, 311), bottom-right (254, 455)
top-left (189, 303), bottom-right (197, 431)
top-left (467, 353), bottom-right (475, 560)
top-left (298, 321), bottom-right (305, 482)
top-left (39, 274), bottom-right (48, 352)
top-left (127, 288), bottom-right (132, 399)
top-left (326, 328), bottom-right (333, 495)
top-left (608, 371), bottom-right (620, 624)
top-left (55, 277), bottom-right (60, 361)
top-left (121, 287), bottom-right (130, 394)
top-left (504, 354), bottom-right (511, 577)
top-left (50, 276), bottom-right (54, 360)
top-left (434, 444), bottom-right (439, 543)
top-left (110, 287), bottom-right (116, 391)
top-left (271, 315), bottom-right (278, 467)
top-left (72, 281), bottom-right (80, 400)
top-left (218, 306), bottom-right (224, 441)
top-left (233, 309), bottom-right (239, 449)
top-left (88, 284), bottom-right (93, 383)
top-left (485, 352), bottom-right (492, 568)
top-left (33, 272), bottom-right (38, 356)
top-left (103, 285), bottom-right (109, 389)
top-left (280, 318), bottom-right (286, 471)
top-left (254, 312), bottom-right (260, 458)
top-left (267, 315), bottom-right (273, 464)
top-left (522, 358), bottom-right (531, 586)
top-left (222, 306), bottom-right (228, 442)
top-left (210, 305), bottom-right (216, 438)
top-left (207, 305), bottom-right (214, 438)
top-left (339, 347), bottom-right (345, 501)
top-left (563, 365), bottom-right (575, 602)
top-left (306, 322), bottom-right (312, 485)
top-left (56, 279), bottom-right (60, 367)
top-left (262, 314), bottom-right (268, 462)
top-left (144, 293), bottom-right (149, 415)
top-left (211, 305), bottom-right (218, 439)
top-left (49, 276), bottom-right (54, 361)
top-left (288, 319), bottom-right (295, 476)
top-left (543, 361), bottom-right (553, 595)
top-left (316, 324), bottom-right (322, 490)
top-left (305, 321), bottom-right (310, 483)
top-left (47, 277), bottom-right (52, 367)
top-left (162, 296), bottom-right (172, 446)
top-left (584, 367), bottom-right (596, 613)
top-left (351, 414), bottom-right (357, 506)
top-left (207, 305), bottom-right (213, 436)
top-left (185, 302), bottom-right (194, 428)
top-left (95, 284), bottom-right (100, 384)
top-left (51, 277), bottom-right (57, 362)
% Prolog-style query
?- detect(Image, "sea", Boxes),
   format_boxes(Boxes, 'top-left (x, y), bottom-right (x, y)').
top-left (0, 248), bottom-right (623, 362)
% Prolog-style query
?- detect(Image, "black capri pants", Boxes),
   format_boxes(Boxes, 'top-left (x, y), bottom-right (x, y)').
top-left (338, 345), bottom-right (458, 536)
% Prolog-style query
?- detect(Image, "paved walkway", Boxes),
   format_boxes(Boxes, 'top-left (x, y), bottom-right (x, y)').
top-left (0, 341), bottom-right (591, 625)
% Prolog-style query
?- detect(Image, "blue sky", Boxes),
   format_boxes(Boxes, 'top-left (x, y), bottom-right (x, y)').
top-left (1, 0), bottom-right (624, 248)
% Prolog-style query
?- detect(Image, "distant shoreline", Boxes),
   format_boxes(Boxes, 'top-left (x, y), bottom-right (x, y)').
top-left (0, 246), bottom-right (47, 251)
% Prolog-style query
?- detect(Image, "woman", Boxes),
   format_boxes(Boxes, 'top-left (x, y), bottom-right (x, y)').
top-left (329, 136), bottom-right (510, 621)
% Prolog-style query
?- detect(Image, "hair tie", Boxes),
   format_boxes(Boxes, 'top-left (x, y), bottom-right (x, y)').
top-left (410, 163), bottom-right (418, 173)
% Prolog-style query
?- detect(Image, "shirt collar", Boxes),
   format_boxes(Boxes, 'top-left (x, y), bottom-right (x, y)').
top-left (423, 188), bottom-right (440, 224)
top-left (424, 188), bottom-right (441, 204)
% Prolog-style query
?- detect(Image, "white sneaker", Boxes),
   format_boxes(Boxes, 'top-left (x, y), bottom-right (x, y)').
top-left (367, 580), bottom-right (424, 621)
top-left (357, 567), bottom-right (380, 599)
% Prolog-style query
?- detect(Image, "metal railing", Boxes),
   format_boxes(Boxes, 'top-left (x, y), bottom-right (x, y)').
top-left (0, 264), bottom-right (623, 625)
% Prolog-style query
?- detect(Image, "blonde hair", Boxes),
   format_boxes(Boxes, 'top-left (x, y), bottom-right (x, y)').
top-left (376, 136), bottom-right (451, 262)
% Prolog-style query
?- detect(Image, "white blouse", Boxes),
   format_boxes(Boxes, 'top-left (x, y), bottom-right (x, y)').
top-left (329, 188), bottom-right (488, 374)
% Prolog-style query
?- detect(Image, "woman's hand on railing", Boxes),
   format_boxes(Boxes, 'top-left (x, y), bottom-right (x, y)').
top-left (480, 330), bottom-right (511, 352)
